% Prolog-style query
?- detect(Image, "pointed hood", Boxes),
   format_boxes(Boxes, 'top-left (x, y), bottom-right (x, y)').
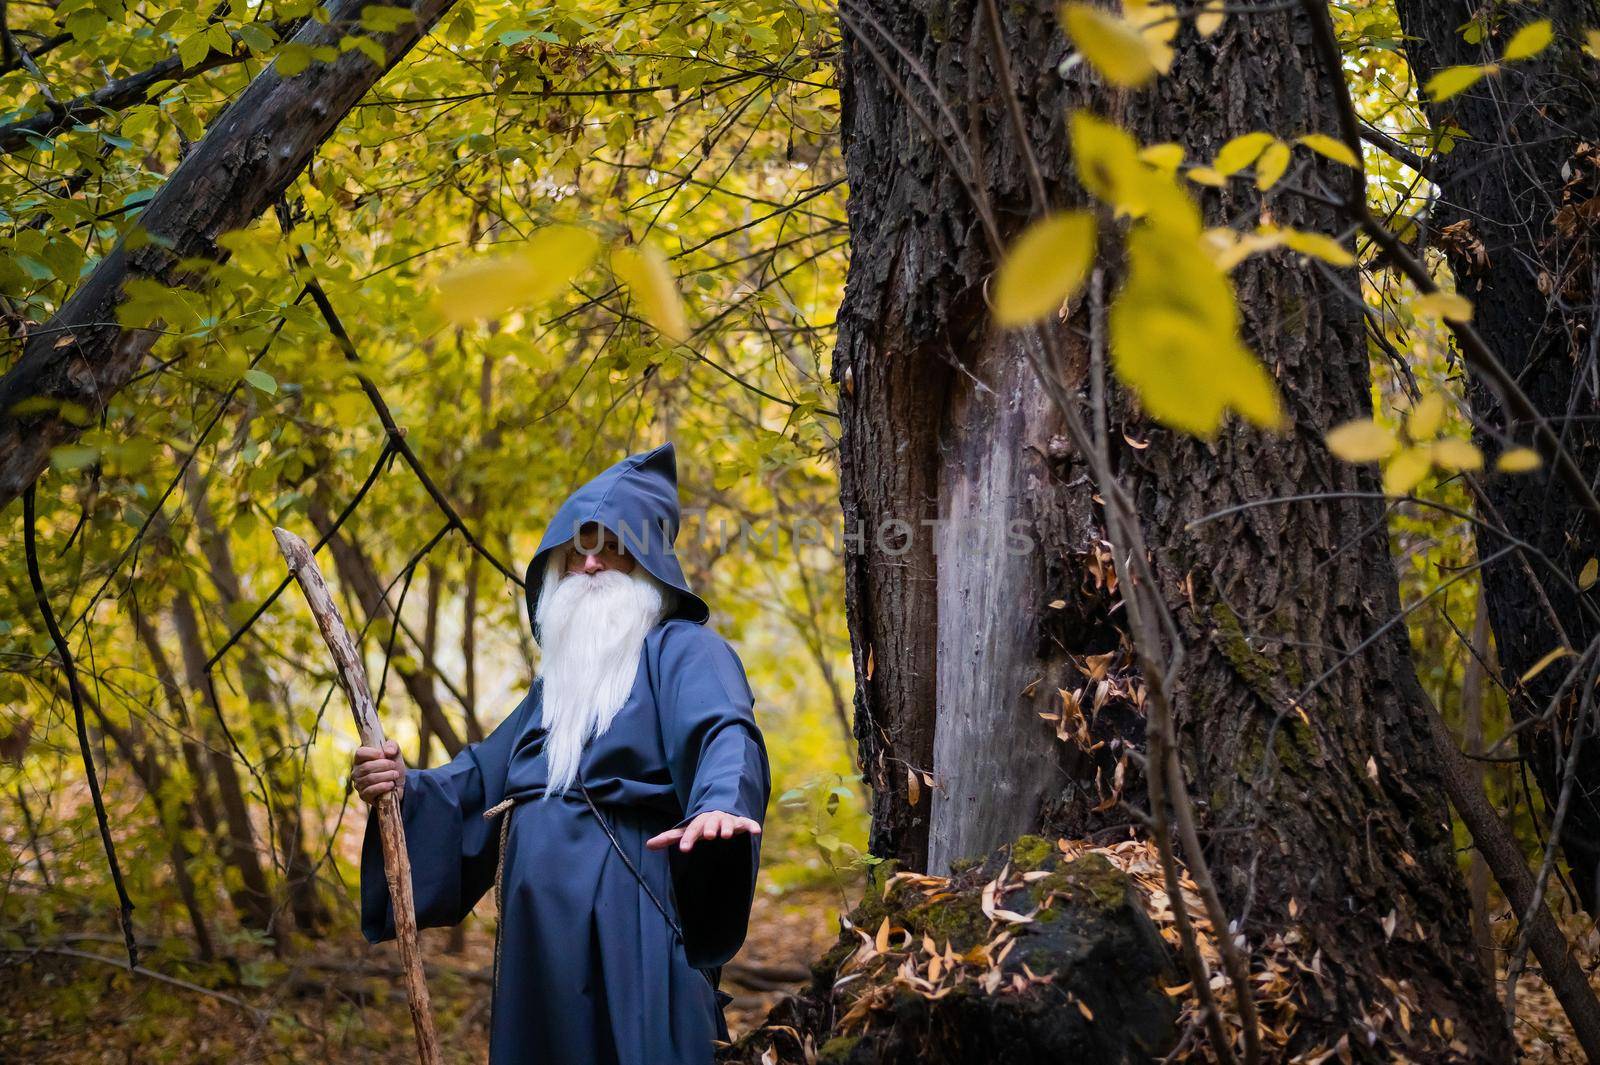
top-left (524, 442), bottom-right (709, 634)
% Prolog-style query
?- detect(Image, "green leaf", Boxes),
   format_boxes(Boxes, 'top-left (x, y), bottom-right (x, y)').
top-left (359, 4), bottom-right (417, 32)
top-left (236, 23), bottom-right (276, 52)
top-left (1502, 20), bottom-right (1553, 61)
top-left (1426, 64), bottom-right (1495, 102)
top-left (276, 43), bottom-right (313, 76)
top-left (49, 445), bottom-right (100, 470)
top-left (1060, 3), bottom-right (1159, 87)
top-left (243, 369), bottom-right (278, 394)
top-left (992, 211), bottom-right (1097, 327)
top-left (177, 30), bottom-right (211, 70)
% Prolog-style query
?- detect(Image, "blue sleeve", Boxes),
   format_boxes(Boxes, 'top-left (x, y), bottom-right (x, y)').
top-left (359, 695), bottom-right (531, 944)
top-left (658, 623), bottom-right (772, 969)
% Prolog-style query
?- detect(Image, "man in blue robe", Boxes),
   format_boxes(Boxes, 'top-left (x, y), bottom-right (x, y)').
top-left (351, 443), bottom-right (771, 1064)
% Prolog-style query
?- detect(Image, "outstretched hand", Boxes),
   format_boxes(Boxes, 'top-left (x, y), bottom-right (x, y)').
top-left (646, 810), bottom-right (761, 853)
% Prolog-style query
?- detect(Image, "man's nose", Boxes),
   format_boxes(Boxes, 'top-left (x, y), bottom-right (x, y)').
top-left (581, 552), bottom-right (606, 574)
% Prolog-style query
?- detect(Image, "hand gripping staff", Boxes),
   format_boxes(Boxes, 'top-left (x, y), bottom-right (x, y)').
top-left (273, 527), bottom-right (442, 1065)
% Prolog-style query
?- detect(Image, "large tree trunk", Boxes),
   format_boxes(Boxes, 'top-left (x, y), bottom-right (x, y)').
top-left (833, 1), bottom-right (1509, 1056)
top-left (1395, 0), bottom-right (1600, 916)
top-left (0, 0), bottom-right (462, 510)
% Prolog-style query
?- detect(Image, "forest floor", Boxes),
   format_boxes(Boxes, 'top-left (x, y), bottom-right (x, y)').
top-left (0, 879), bottom-right (846, 1063)
top-left (1, 872), bottom-right (1596, 1062)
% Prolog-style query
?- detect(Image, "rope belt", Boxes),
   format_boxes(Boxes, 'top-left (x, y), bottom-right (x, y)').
top-left (483, 786), bottom-right (722, 1002)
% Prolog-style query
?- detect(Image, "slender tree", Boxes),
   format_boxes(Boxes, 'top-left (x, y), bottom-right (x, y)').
top-left (1395, 0), bottom-right (1600, 916)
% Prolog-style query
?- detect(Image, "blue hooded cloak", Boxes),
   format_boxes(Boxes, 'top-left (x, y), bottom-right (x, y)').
top-left (359, 443), bottom-right (772, 1064)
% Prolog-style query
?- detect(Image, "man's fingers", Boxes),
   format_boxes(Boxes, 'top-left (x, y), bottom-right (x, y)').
top-left (680, 816), bottom-right (705, 852)
top-left (353, 745), bottom-right (383, 763)
top-left (352, 759), bottom-right (399, 780)
top-left (646, 828), bottom-right (685, 850)
top-left (384, 739), bottom-right (399, 758)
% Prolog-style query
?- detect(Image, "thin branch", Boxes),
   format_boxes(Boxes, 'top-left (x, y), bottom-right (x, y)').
top-left (21, 484), bottom-right (138, 967)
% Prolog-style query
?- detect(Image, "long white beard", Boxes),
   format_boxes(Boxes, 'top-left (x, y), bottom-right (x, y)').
top-left (534, 555), bottom-right (667, 798)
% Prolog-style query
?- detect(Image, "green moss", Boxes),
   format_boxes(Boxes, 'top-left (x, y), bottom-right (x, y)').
top-left (947, 855), bottom-right (980, 876)
top-left (1057, 852), bottom-right (1130, 911)
top-left (907, 892), bottom-right (990, 950)
top-left (818, 1034), bottom-right (860, 1064)
top-left (1010, 834), bottom-right (1054, 872)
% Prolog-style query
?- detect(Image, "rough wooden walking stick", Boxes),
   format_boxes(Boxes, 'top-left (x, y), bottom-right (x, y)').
top-left (273, 526), bottom-right (442, 1065)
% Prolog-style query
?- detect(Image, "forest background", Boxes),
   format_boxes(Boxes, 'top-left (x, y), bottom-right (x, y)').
top-left (1, 0), bottom-right (1597, 1060)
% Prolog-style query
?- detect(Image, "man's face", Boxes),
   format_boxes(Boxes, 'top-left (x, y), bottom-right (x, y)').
top-left (565, 523), bottom-right (637, 578)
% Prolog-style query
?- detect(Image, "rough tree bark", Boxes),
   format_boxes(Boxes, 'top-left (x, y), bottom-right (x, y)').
top-left (833, 1), bottom-right (1509, 1057)
top-left (1395, 0), bottom-right (1600, 916)
top-left (832, 3), bottom-right (1120, 873)
top-left (0, 0), bottom-right (462, 510)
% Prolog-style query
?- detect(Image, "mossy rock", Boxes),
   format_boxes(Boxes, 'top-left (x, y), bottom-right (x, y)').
top-left (720, 835), bottom-right (1178, 1064)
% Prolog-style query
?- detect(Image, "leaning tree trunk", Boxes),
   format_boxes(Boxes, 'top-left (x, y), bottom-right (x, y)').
top-left (0, 0), bottom-right (462, 510)
top-left (1395, 0), bottom-right (1600, 916)
top-left (833, 1), bottom-right (1509, 1057)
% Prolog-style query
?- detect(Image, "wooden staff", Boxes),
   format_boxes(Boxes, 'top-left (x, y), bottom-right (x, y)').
top-left (273, 526), bottom-right (442, 1065)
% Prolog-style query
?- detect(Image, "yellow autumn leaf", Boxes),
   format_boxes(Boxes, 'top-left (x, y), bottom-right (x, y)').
top-left (1413, 290), bottom-right (1474, 322)
top-left (1202, 227), bottom-right (1287, 271)
top-left (434, 224), bottom-right (601, 325)
top-left (1255, 140), bottom-right (1291, 190)
top-left (612, 241), bottom-right (688, 343)
top-left (1060, 4), bottom-right (1159, 87)
top-left (1279, 227), bottom-right (1356, 266)
top-left (1586, 30), bottom-right (1600, 60)
top-left (1195, 0), bottom-right (1224, 37)
top-left (1383, 446), bottom-right (1432, 495)
top-left (1495, 446), bottom-right (1542, 473)
top-left (1214, 132), bottom-right (1274, 176)
top-left (1139, 142), bottom-right (1186, 172)
top-left (1405, 392), bottom-right (1447, 440)
top-left (993, 211), bottom-right (1098, 327)
top-left (1070, 112), bottom-right (1200, 234)
top-left (1326, 419), bottom-right (1397, 463)
top-left (1502, 20), bottom-right (1553, 62)
top-left (1430, 437), bottom-right (1484, 472)
top-left (1186, 166), bottom-right (1227, 187)
top-left (1426, 64), bottom-right (1495, 102)
top-left (1109, 225), bottom-right (1282, 436)
top-left (1521, 645), bottom-right (1574, 683)
top-left (1582, 558), bottom-right (1599, 591)
top-left (1297, 133), bottom-right (1360, 168)
top-left (1125, 0), bottom-right (1179, 75)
